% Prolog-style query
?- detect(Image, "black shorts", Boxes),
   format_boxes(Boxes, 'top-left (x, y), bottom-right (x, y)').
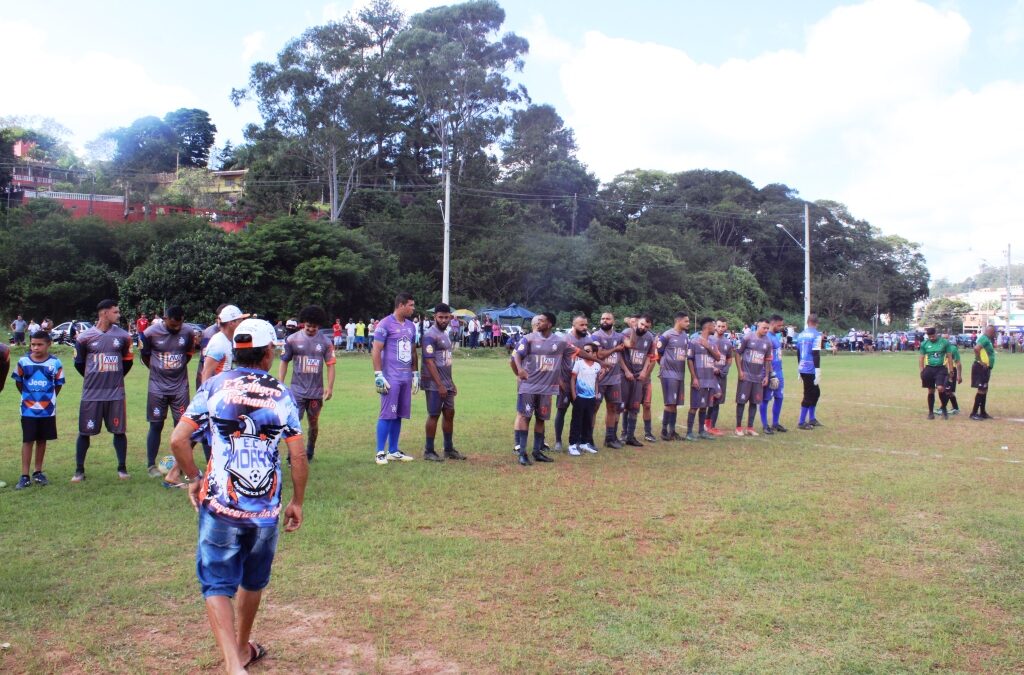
top-left (22, 416), bottom-right (58, 443)
top-left (970, 362), bottom-right (991, 390)
top-left (517, 393), bottom-right (552, 420)
top-left (920, 365), bottom-right (948, 389)
top-left (944, 373), bottom-right (957, 393)
top-left (598, 382), bottom-right (621, 407)
top-left (147, 391), bottom-right (189, 423)
top-left (296, 397), bottom-right (323, 421)
top-left (690, 387), bottom-right (718, 409)
top-left (79, 399), bottom-right (127, 435)
top-left (621, 377), bottom-right (646, 411)
top-left (425, 389), bottom-right (455, 416)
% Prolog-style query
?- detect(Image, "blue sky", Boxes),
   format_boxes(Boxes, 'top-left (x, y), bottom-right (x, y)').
top-left (5, 0), bottom-right (1024, 283)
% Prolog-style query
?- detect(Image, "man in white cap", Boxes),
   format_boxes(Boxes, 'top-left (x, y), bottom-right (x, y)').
top-left (170, 318), bottom-right (308, 673)
top-left (201, 305), bottom-right (249, 384)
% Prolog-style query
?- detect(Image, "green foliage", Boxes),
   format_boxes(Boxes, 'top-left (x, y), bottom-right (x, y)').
top-left (163, 108), bottom-right (217, 168)
top-left (921, 298), bottom-right (973, 333)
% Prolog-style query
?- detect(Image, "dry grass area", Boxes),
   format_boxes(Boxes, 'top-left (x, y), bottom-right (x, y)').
top-left (1, 347), bottom-right (1023, 673)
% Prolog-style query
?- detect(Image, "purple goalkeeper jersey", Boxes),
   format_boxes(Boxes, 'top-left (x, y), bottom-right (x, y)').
top-left (736, 333), bottom-right (772, 383)
top-left (657, 328), bottom-right (689, 381)
top-left (374, 314), bottom-right (416, 383)
top-left (75, 325), bottom-right (133, 401)
top-left (280, 330), bottom-right (336, 399)
top-left (516, 331), bottom-right (572, 395)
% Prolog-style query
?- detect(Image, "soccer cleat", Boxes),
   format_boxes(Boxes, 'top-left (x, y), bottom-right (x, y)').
top-left (980, 413), bottom-right (994, 420)
top-left (387, 451), bottom-right (414, 462)
top-left (554, 441), bottom-right (563, 452)
top-left (809, 419), bottom-right (824, 427)
top-left (745, 427), bottom-right (759, 437)
top-left (709, 428), bottom-right (724, 437)
top-left (773, 424), bottom-right (788, 433)
top-left (517, 449), bottom-right (532, 466)
top-left (799, 422), bottom-right (815, 430)
top-left (762, 426), bottom-right (775, 436)
top-left (941, 410), bottom-right (949, 420)
top-left (698, 431), bottom-right (715, 441)
top-left (532, 450), bottom-right (554, 463)
top-left (375, 452), bottom-right (389, 465)
top-left (684, 432), bottom-right (697, 442)
top-left (670, 432), bottom-right (685, 441)
top-left (581, 443), bottom-right (598, 454)
top-left (625, 437), bottom-right (644, 447)
top-left (71, 471), bottom-right (86, 483)
top-left (661, 431), bottom-right (673, 441)
top-left (927, 412), bottom-right (935, 420)
top-left (605, 439), bottom-right (624, 449)
top-left (148, 465), bottom-right (163, 478)
top-left (567, 444), bottom-right (581, 456)
top-left (950, 409), bottom-right (960, 415)
top-left (735, 427), bottom-right (745, 437)
top-left (423, 449), bottom-right (444, 462)
top-left (543, 443), bottom-right (552, 452)
top-left (969, 414), bottom-right (983, 421)
top-left (117, 470), bottom-right (131, 481)
top-left (32, 471), bottom-right (49, 486)
top-left (443, 448), bottom-right (467, 460)
top-left (643, 433), bottom-right (657, 443)
top-left (15, 475), bottom-right (31, 490)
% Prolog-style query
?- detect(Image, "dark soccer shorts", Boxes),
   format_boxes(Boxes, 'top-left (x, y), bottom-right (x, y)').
top-left (147, 391), bottom-right (189, 424)
top-left (735, 380), bottom-right (764, 405)
top-left (944, 372), bottom-right (958, 393)
top-left (556, 381), bottom-right (572, 410)
top-left (22, 416), bottom-right (58, 443)
top-left (598, 383), bottom-right (621, 407)
top-left (716, 373), bottom-right (729, 402)
top-left (517, 393), bottom-right (552, 420)
top-left (79, 399), bottom-right (127, 435)
top-left (620, 377), bottom-right (646, 411)
top-left (970, 362), bottom-right (991, 390)
top-left (425, 389), bottom-right (455, 416)
top-left (296, 397), bottom-right (323, 421)
top-left (196, 508), bottom-right (278, 598)
top-left (690, 386), bottom-right (719, 409)
top-left (660, 377), bottom-right (685, 406)
top-left (920, 365), bottom-right (948, 390)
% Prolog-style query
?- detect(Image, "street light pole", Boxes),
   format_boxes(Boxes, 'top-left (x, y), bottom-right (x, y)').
top-left (437, 168), bottom-right (451, 305)
top-left (776, 206), bottom-right (812, 325)
top-left (1007, 244), bottom-right (1012, 336)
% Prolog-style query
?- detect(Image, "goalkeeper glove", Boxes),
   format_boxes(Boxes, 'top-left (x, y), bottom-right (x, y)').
top-left (768, 375), bottom-right (780, 390)
top-left (813, 368), bottom-right (821, 386)
top-left (374, 371), bottom-right (390, 394)
top-left (412, 372), bottom-right (420, 395)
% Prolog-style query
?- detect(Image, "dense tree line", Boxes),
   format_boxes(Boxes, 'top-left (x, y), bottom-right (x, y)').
top-left (0, 0), bottom-right (929, 327)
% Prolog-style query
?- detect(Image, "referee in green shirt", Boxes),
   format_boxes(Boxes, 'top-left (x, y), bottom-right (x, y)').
top-left (918, 327), bottom-right (953, 420)
top-left (970, 325), bottom-right (997, 420)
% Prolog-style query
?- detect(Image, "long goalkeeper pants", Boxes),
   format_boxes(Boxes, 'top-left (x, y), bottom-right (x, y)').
top-left (800, 373), bottom-right (820, 407)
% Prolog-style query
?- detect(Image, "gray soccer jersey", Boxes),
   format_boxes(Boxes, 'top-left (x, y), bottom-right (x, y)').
top-left (515, 331), bottom-right (571, 395)
top-left (75, 325), bottom-right (132, 401)
top-left (142, 323), bottom-right (194, 397)
top-left (711, 334), bottom-right (734, 375)
top-left (280, 330), bottom-right (336, 399)
top-left (560, 331), bottom-right (601, 382)
top-left (593, 329), bottom-right (625, 386)
top-left (657, 329), bottom-right (689, 381)
top-left (622, 328), bottom-right (656, 377)
top-left (420, 326), bottom-right (454, 391)
top-left (688, 337), bottom-right (718, 384)
top-left (736, 333), bottom-right (772, 383)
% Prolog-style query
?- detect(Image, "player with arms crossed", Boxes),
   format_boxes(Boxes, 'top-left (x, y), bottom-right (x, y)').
top-left (421, 304), bottom-right (465, 461)
top-left (795, 313), bottom-right (823, 430)
top-left (279, 305), bottom-right (336, 463)
top-left (141, 306), bottom-right (197, 478)
top-left (657, 312), bottom-right (690, 441)
top-left (372, 292), bottom-right (419, 464)
top-left (620, 315), bottom-right (656, 447)
top-left (685, 317), bottom-right (722, 441)
top-left (170, 318), bottom-right (308, 674)
top-left (593, 312), bottom-right (627, 449)
top-left (733, 319), bottom-right (772, 437)
top-left (73, 299), bottom-right (134, 482)
top-left (707, 318), bottom-right (734, 436)
top-left (512, 312), bottom-right (571, 465)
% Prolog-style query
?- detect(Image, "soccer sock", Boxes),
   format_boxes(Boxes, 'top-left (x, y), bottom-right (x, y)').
top-left (759, 400), bottom-right (769, 428)
top-left (75, 435), bottom-right (90, 473)
top-left (687, 410), bottom-right (696, 433)
top-left (799, 406), bottom-right (808, 425)
top-left (307, 425), bottom-right (318, 457)
top-left (113, 434), bottom-right (128, 472)
top-left (554, 407), bottom-right (566, 443)
top-left (661, 412), bottom-right (669, 434)
top-left (425, 435), bottom-right (435, 452)
top-left (669, 411), bottom-right (677, 433)
top-left (949, 394), bottom-right (959, 410)
top-left (772, 398), bottom-right (783, 427)
top-left (747, 403), bottom-right (757, 427)
top-left (939, 392), bottom-right (949, 411)
top-left (809, 406), bottom-right (816, 421)
top-left (972, 394), bottom-right (981, 416)
top-left (979, 393), bottom-right (988, 415)
top-left (927, 391), bottom-right (935, 413)
top-left (644, 419), bottom-right (652, 436)
top-left (736, 404), bottom-right (744, 428)
top-left (376, 419), bottom-right (389, 453)
top-left (443, 432), bottom-right (453, 450)
top-left (146, 421), bottom-right (163, 467)
top-left (515, 429), bottom-right (527, 450)
top-left (387, 419), bottom-right (402, 452)
top-left (533, 432), bottom-right (544, 452)
top-left (710, 404), bottom-right (720, 428)
top-left (698, 408), bottom-right (707, 432)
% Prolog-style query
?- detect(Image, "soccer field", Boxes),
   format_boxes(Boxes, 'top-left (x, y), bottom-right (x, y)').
top-left (2, 347), bottom-right (1023, 673)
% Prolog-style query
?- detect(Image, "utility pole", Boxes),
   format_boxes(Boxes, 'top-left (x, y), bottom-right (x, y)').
top-left (441, 168), bottom-right (451, 304)
top-left (1006, 244), bottom-right (1013, 335)
top-left (803, 203), bottom-right (811, 324)
top-left (571, 193), bottom-right (578, 236)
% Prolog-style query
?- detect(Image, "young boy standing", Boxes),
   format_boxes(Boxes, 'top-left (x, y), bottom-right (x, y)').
top-left (12, 331), bottom-right (65, 489)
top-left (568, 344), bottom-right (602, 456)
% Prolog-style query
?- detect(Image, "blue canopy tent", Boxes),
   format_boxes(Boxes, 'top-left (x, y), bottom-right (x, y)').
top-left (479, 303), bottom-right (536, 323)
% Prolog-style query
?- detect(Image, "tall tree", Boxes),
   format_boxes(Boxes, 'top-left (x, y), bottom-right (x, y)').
top-left (108, 116), bottom-right (179, 173)
top-left (163, 108), bottom-right (217, 168)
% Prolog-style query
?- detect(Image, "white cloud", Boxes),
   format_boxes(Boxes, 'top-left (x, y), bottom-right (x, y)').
top-left (322, 0), bottom-right (441, 23)
top-left (2, 18), bottom-right (197, 150)
top-left (547, 0), bottom-right (1020, 280)
top-left (241, 31), bottom-right (266, 61)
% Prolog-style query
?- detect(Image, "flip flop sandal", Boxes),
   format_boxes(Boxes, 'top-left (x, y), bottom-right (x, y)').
top-left (243, 641), bottom-right (267, 668)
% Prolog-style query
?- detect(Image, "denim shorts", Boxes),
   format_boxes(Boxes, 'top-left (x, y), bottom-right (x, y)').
top-left (196, 508), bottom-right (279, 598)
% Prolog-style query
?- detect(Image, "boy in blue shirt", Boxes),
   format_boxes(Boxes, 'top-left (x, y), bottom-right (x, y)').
top-left (12, 331), bottom-right (65, 488)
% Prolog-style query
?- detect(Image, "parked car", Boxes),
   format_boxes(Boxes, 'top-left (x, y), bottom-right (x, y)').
top-left (50, 321), bottom-right (93, 345)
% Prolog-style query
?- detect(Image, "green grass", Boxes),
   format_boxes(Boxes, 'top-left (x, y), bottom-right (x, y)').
top-left (2, 347), bottom-right (1023, 673)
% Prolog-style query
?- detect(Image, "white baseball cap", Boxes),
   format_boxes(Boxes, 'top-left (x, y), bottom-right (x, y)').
top-left (218, 305), bottom-right (249, 323)
top-left (232, 318), bottom-right (277, 349)
top-left (285, 319), bottom-right (298, 328)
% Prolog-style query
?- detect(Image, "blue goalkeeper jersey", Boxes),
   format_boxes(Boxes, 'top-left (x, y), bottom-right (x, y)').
top-left (767, 331), bottom-right (784, 377)
top-left (797, 328), bottom-right (822, 375)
